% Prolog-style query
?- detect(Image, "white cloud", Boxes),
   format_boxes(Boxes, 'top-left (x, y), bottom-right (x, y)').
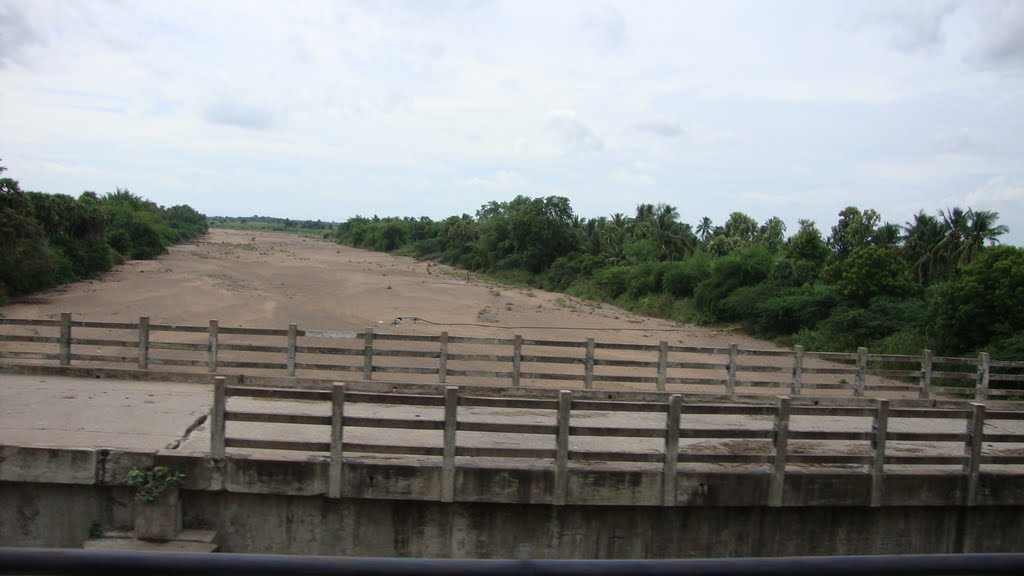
top-left (545, 110), bottom-right (604, 155)
top-left (1, 0), bottom-right (1022, 244)
top-left (461, 169), bottom-right (525, 189)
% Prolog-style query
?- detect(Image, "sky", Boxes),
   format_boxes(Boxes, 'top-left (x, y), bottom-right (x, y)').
top-left (1, 0), bottom-right (1023, 243)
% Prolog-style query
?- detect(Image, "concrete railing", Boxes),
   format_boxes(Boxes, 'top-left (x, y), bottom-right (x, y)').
top-left (209, 377), bottom-right (1024, 508)
top-left (2, 313), bottom-right (1023, 398)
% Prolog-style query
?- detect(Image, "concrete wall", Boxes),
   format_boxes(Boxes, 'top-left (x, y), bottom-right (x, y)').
top-left (4, 482), bottom-right (1024, 557)
top-left (3, 445), bottom-right (1024, 558)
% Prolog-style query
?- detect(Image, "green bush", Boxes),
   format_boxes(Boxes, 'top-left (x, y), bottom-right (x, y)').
top-left (718, 282), bottom-right (781, 323)
top-left (693, 244), bottom-right (772, 320)
top-left (931, 247), bottom-right (1024, 356)
top-left (545, 253), bottom-right (605, 292)
top-left (594, 266), bottom-right (631, 299)
top-left (625, 262), bottom-right (667, 298)
top-left (811, 297), bottom-right (928, 351)
top-left (753, 284), bottom-right (838, 336)
top-left (662, 253), bottom-right (712, 297)
top-left (836, 246), bottom-right (916, 305)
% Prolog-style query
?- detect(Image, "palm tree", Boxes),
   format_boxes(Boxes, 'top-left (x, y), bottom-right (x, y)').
top-left (652, 204), bottom-right (687, 260)
top-left (965, 209), bottom-right (1008, 250)
top-left (928, 206), bottom-right (1007, 274)
top-left (696, 216), bottom-right (713, 243)
top-left (902, 211), bottom-right (944, 283)
top-left (609, 212), bottom-right (630, 229)
top-left (931, 207), bottom-right (970, 272)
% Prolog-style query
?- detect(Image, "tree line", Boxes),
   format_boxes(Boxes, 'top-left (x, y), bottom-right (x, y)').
top-left (0, 163), bottom-right (207, 305)
top-left (208, 215), bottom-right (337, 237)
top-left (335, 196), bottom-right (1023, 360)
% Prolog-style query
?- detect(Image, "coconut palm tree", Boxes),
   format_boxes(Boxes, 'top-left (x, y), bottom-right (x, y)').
top-left (696, 216), bottom-right (713, 243)
top-left (964, 208), bottom-right (1008, 253)
top-left (902, 210), bottom-right (944, 283)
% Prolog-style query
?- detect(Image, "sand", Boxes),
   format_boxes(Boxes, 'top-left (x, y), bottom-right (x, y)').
top-left (1, 229), bottom-right (772, 349)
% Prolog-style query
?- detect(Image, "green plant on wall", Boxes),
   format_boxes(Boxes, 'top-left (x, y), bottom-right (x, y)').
top-left (125, 466), bottom-right (185, 503)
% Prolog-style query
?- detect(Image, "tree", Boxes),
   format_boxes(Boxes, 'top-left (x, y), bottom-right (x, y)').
top-left (651, 203), bottom-right (695, 261)
top-left (721, 212), bottom-right (758, 244)
top-left (828, 206), bottom-right (881, 260)
top-left (756, 216), bottom-right (787, 253)
top-left (696, 216), bottom-right (713, 243)
top-left (962, 208), bottom-right (1008, 262)
top-left (783, 219), bottom-right (830, 284)
top-left (506, 196), bottom-right (578, 273)
top-left (0, 174), bottom-right (61, 296)
top-left (902, 211), bottom-right (945, 283)
top-left (928, 207), bottom-right (1008, 274)
top-left (836, 247), bottom-right (915, 306)
top-left (931, 246), bottom-right (1024, 355)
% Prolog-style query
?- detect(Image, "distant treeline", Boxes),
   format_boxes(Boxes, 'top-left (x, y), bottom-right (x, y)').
top-left (0, 164), bottom-right (207, 305)
top-left (335, 196), bottom-right (1024, 360)
top-left (208, 215), bottom-right (337, 237)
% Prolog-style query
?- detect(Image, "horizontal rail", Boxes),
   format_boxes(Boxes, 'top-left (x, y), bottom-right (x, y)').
top-left (0, 334), bottom-right (60, 344)
top-left (0, 318), bottom-right (61, 326)
top-left (226, 411), bottom-right (331, 426)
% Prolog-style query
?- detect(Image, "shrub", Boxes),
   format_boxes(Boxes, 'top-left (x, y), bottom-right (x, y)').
top-left (545, 253), bottom-right (605, 292)
top-left (753, 284), bottom-right (838, 336)
top-left (930, 246), bottom-right (1024, 356)
top-left (594, 266), bottom-right (631, 299)
top-left (693, 244), bottom-right (772, 320)
top-left (812, 297), bottom-right (928, 351)
top-left (662, 253), bottom-right (712, 297)
top-left (836, 246), bottom-right (916, 305)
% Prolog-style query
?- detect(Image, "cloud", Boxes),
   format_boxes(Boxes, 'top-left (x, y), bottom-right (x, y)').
top-left (970, 1), bottom-right (1024, 70)
top-left (609, 166), bottom-right (654, 188)
top-left (636, 120), bottom-right (684, 139)
top-left (930, 129), bottom-right (987, 155)
top-left (203, 100), bottom-right (280, 131)
top-left (849, 1), bottom-right (959, 53)
top-left (545, 110), bottom-right (603, 154)
top-left (461, 169), bottom-right (524, 188)
top-left (0, 2), bottom-right (42, 67)
top-left (580, 5), bottom-right (626, 52)
top-left (964, 175), bottom-right (1024, 206)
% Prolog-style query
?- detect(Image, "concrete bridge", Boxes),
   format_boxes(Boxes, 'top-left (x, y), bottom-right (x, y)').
top-left (2, 365), bottom-right (1024, 558)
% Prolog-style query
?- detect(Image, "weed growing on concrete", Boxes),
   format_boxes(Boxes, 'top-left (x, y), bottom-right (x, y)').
top-left (126, 466), bottom-right (185, 503)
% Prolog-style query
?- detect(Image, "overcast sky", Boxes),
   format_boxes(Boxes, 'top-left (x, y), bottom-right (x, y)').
top-left (2, 0), bottom-right (1023, 243)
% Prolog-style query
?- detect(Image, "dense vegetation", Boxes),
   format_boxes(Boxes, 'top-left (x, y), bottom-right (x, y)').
top-left (0, 163), bottom-right (207, 305)
top-left (335, 197), bottom-right (1023, 359)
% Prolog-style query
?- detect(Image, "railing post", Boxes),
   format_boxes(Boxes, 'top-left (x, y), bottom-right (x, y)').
top-left (791, 345), bottom-right (804, 395)
top-left (964, 402), bottom-right (985, 506)
top-left (512, 334), bottom-right (522, 387)
top-left (769, 396), bottom-right (791, 507)
top-left (329, 383), bottom-right (346, 499)
top-left (855, 347), bottom-right (868, 397)
top-left (554, 390), bottom-right (571, 505)
top-left (584, 338), bottom-right (595, 390)
top-left (657, 341), bottom-right (668, 392)
top-left (919, 349), bottom-right (933, 399)
top-left (287, 323), bottom-right (298, 377)
top-left (662, 394), bottom-right (682, 506)
top-left (138, 316), bottom-right (150, 370)
top-left (207, 319), bottom-right (218, 373)
top-left (727, 343), bottom-right (737, 395)
top-left (976, 352), bottom-right (990, 402)
top-left (438, 331), bottom-right (449, 384)
top-left (870, 399), bottom-right (889, 507)
top-left (441, 386), bottom-right (458, 503)
top-left (362, 328), bottom-right (375, 380)
top-left (59, 312), bottom-right (71, 366)
top-left (211, 376), bottom-right (226, 458)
